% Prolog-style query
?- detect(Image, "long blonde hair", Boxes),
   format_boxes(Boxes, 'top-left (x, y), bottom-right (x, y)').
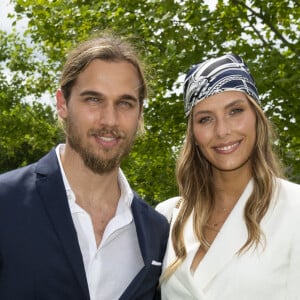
top-left (163, 96), bottom-right (283, 280)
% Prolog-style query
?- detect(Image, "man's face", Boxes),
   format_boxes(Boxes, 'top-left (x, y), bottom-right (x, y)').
top-left (57, 59), bottom-right (142, 174)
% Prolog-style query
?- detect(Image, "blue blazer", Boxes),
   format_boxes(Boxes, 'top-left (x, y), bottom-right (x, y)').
top-left (0, 149), bottom-right (169, 300)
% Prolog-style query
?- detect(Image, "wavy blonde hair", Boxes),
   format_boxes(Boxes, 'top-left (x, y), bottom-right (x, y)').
top-left (162, 96), bottom-right (284, 281)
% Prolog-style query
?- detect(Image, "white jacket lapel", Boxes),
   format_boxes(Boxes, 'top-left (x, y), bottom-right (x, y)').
top-left (162, 205), bottom-right (200, 272)
top-left (193, 179), bottom-right (254, 291)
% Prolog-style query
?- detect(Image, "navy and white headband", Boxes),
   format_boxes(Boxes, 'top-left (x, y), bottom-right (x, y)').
top-left (183, 54), bottom-right (260, 117)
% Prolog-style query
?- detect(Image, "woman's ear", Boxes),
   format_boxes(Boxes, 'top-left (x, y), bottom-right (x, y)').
top-left (56, 89), bottom-right (68, 119)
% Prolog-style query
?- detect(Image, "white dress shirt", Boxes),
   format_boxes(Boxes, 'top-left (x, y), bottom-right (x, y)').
top-left (56, 145), bottom-right (144, 300)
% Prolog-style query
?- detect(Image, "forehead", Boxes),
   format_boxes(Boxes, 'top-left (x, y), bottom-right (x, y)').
top-left (193, 91), bottom-right (249, 112)
top-left (75, 59), bottom-right (140, 93)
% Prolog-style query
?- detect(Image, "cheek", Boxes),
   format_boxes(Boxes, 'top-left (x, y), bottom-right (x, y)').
top-left (238, 116), bottom-right (256, 136)
top-left (66, 108), bottom-right (90, 132)
top-left (123, 111), bottom-right (141, 128)
top-left (193, 127), bottom-right (211, 146)
top-left (75, 107), bottom-right (98, 124)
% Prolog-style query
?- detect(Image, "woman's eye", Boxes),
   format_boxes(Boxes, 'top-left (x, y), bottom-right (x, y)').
top-left (198, 116), bottom-right (212, 124)
top-left (230, 108), bottom-right (244, 115)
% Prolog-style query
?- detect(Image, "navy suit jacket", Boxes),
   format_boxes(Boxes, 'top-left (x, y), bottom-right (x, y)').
top-left (0, 149), bottom-right (169, 300)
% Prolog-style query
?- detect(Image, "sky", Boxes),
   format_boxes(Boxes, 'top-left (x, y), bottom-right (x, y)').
top-left (0, 0), bottom-right (11, 31)
top-left (0, 0), bottom-right (28, 33)
top-left (0, 0), bottom-right (15, 32)
top-left (0, 0), bottom-right (55, 106)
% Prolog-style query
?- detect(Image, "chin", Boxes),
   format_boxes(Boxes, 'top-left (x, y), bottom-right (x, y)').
top-left (213, 159), bottom-right (251, 173)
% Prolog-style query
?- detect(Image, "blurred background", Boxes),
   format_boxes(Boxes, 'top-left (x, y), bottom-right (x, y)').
top-left (0, 0), bottom-right (299, 205)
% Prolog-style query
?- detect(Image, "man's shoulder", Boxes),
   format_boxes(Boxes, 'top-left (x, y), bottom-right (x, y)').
top-left (0, 148), bottom-right (56, 186)
top-left (0, 163), bottom-right (36, 183)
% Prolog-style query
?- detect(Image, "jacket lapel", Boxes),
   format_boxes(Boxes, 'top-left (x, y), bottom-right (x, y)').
top-left (194, 179), bottom-right (253, 290)
top-left (165, 180), bottom-right (253, 294)
top-left (163, 206), bottom-right (199, 272)
top-left (35, 149), bottom-right (90, 299)
top-left (120, 194), bottom-right (169, 300)
top-left (119, 195), bottom-right (152, 299)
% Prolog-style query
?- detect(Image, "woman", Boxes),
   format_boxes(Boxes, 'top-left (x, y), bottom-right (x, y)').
top-left (156, 54), bottom-right (300, 299)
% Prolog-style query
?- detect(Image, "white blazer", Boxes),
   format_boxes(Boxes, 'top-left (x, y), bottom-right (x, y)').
top-left (156, 178), bottom-right (300, 300)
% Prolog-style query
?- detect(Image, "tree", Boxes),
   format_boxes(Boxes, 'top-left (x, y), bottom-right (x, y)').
top-left (0, 29), bottom-right (61, 171)
top-left (2, 0), bottom-right (299, 204)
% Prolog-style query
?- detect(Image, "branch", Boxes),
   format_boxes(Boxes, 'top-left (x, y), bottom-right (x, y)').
top-left (247, 21), bottom-right (270, 48)
top-left (232, 0), bottom-right (298, 54)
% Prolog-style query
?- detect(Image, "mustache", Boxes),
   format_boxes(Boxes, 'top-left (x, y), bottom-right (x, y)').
top-left (88, 127), bottom-right (126, 139)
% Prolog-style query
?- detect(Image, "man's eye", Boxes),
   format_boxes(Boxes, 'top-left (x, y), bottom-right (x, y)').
top-left (119, 101), bottom-right (133, 108)
top-left (87, 97), bottom-right (98, 102)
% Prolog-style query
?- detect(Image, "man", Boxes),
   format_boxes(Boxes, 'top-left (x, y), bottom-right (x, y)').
top-left (0, 33), bottom-right (169, 300)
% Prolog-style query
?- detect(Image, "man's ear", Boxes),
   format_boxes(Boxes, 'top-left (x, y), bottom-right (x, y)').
top-left (137, 106), bottom-right (145, 136)
top-left (56, 89), bottom-right (68, 119)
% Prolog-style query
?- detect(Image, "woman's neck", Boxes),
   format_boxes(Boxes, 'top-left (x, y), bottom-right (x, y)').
top-left (213, 166), bottom-right (252, 207)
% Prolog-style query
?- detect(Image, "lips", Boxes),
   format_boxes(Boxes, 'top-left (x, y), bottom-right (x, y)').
top-left (88, 127), bottom-right (126, 149)
top-left (98, 136), bottom-right (117, 142)
top-left (94, 134), bottom-right (119, 148)
top-left (214, 141), bottom-right (240, 153)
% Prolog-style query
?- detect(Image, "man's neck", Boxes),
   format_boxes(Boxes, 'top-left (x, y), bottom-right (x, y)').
top-left (59, 144), bottom-right (122, 246)
top-left (59, 144), bottom-right (120, 208)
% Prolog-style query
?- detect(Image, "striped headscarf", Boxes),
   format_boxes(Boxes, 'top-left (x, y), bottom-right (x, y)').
top-left (183, 54), bottom-right (260, 117)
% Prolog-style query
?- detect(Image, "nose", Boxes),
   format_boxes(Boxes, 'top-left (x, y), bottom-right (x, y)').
top-left (215, 117), bottom-right (231, 138)
top-left (98, 103), bottom-right (118, 127)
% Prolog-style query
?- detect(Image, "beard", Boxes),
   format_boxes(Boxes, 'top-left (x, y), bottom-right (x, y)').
top-left (65, 116), bottom-right (137, 174)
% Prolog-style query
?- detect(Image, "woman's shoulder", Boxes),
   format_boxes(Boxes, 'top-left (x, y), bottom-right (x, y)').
top-left (276, 178), bottom-right (300, 194)
top-left (155, 196), bottom-right (181, 223)
top-left (275, 178), bottom-right (300, 207)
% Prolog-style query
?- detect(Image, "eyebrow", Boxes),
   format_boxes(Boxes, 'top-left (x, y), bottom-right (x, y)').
top-left (193, 98), bottom-right (247, 116)
top-left (79, 90), bottom-right (139, 102)
top-left (80, 90), bottom-right (103, 97)
top-left (224, 98), bottom-right (247, 109)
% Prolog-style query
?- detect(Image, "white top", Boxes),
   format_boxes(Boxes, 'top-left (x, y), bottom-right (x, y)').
top-left (56, 145), bottom-right (144, 300)
top-left (156, 178), bottom-right (300, 300)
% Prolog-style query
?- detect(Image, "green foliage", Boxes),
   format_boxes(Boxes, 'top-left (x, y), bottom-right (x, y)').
top-left (0, 29), bottom-right (62, 172)
top-left (1, 0), bottom-right (299, 204)
top-left (0, 100), bottom-right (62, 170)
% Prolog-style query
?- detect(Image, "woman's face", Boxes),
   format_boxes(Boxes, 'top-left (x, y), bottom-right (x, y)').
top-left (192, 91), bottom-right (257, 174)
